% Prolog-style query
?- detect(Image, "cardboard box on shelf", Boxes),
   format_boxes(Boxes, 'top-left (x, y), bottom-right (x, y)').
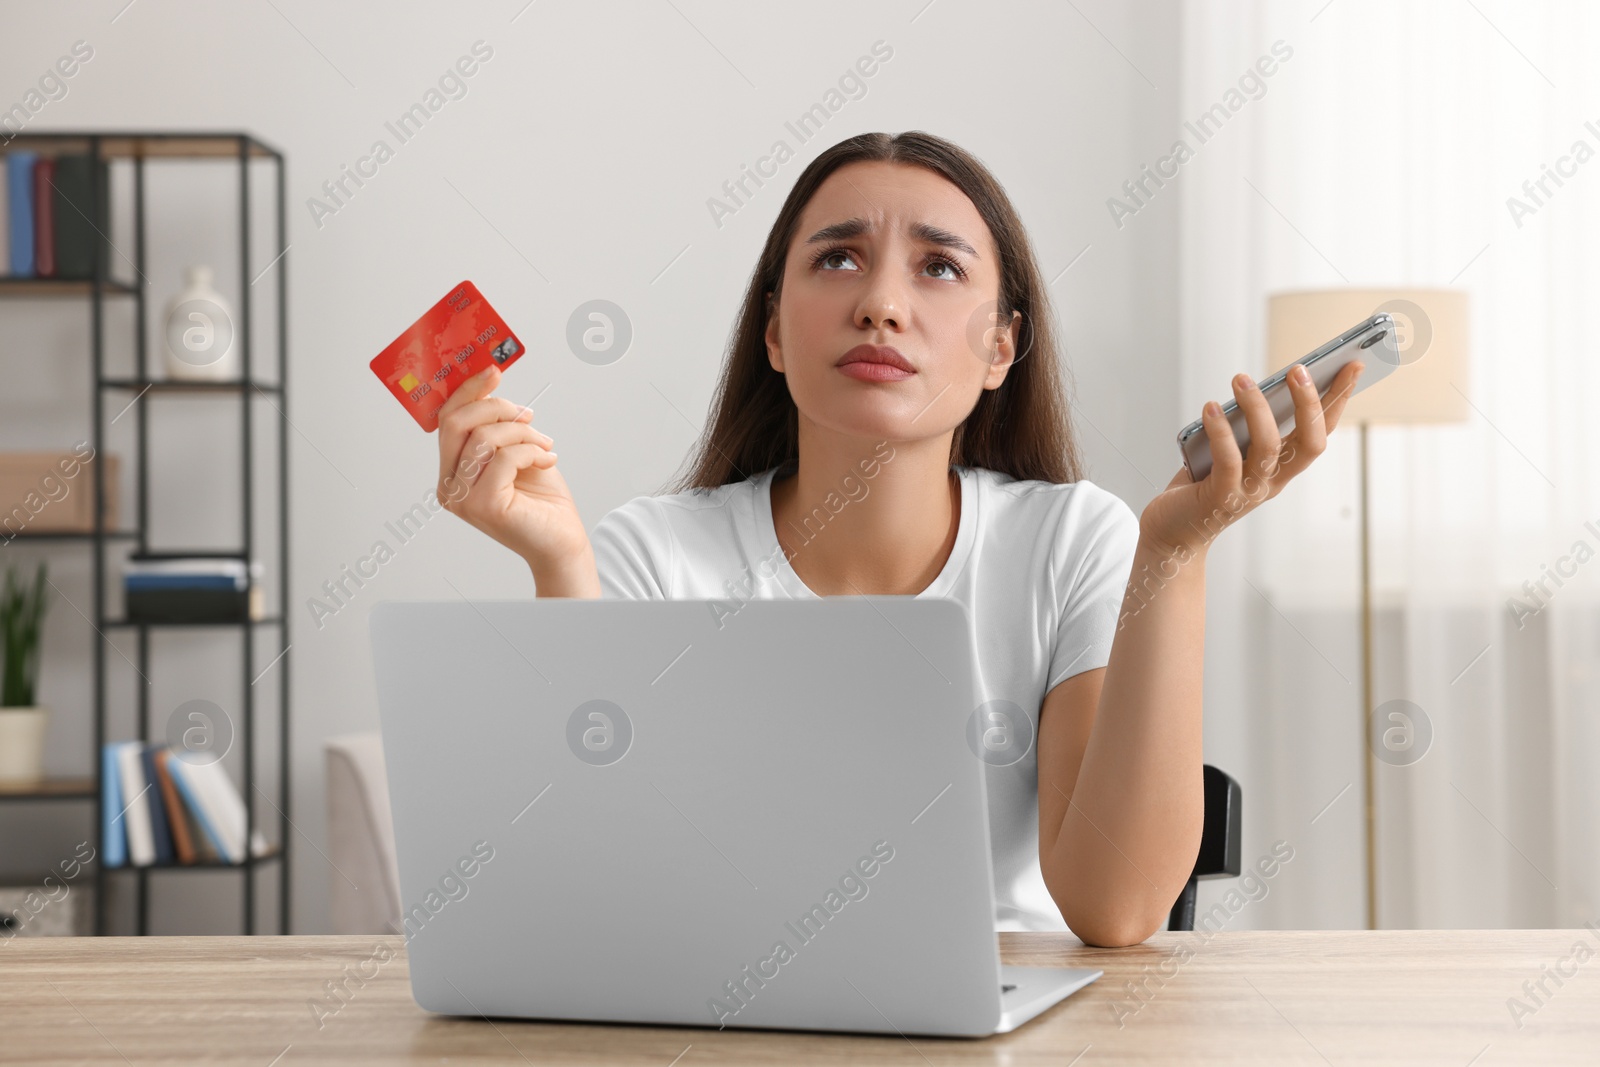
top-left (0, 451), bottom-right (121, 535)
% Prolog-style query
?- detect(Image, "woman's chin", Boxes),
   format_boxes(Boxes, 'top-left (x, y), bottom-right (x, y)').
top-left (791, 381), bottom-right (955, 444)
top-left (804, 412), bottom-right (924, 445)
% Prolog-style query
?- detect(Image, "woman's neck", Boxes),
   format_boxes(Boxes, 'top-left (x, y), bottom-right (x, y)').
top-left (769, 433), bottom-right (959, 597)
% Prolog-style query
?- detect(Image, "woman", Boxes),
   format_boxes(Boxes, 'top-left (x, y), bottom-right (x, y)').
top-left (433, 130), bottom-right (1363, 947)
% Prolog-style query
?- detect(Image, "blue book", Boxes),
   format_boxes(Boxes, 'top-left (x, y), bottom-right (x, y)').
top-left (139, 744), bottom-right (175, 865)
top-left (124, 574), bottom-right (243, 591)
top-left (5, 152), bottom-right (36, 276)
top-left (101, 742), bottom-right (126, 868)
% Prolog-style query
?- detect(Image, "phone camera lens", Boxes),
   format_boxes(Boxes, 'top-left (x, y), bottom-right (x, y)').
top-left (1359, 329), bottom-right (1388, 350)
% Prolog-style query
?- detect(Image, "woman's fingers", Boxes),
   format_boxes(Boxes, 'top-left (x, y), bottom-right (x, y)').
top-left (452, 396), bottom-right (535, 430)
top-left (454, 422), bottom-right (552, 490)
top-left (1232, 372), bottom-right (1281, 480)
top-left (1200, 359), bottom-right (1366, 495)
top-left (474, 443), bottom-right (558, 505)
top-left (1276, 360), bottom-right (1366, 482)
top-left (437, 365), bottom-right (504, 487)
top-left (1201, 396), bottom-right (1242, 488)
top-left (1318, 361), bottom-right (1365, 435)
top-left (438, 377), bottom-right (545, 490)
top-left (1275, 364), bottom-right (1328, 479)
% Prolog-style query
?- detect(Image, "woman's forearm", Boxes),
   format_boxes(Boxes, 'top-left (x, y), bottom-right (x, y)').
top-left (1038, 354), bottom-right (1363, 945)
top-left (1045, 534), bottom-right (1209, 945)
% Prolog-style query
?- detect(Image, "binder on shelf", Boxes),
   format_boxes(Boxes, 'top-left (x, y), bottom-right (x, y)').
top-left (6, 151), bottom-right (37, 276)
top-left (0, 156), bottom-right (8, 274)
top-left (100, 742), bottom-right (126, 869)
top-left (31, 156), bottom-right (55, 278)
top-left (116, 741), bottom-right (155, 866)
top-left (51, 153), bottom-right (110, 280)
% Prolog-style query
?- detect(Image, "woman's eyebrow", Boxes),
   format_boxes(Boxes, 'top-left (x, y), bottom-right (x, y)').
top-left (804, 217), bottom-right (980, 258)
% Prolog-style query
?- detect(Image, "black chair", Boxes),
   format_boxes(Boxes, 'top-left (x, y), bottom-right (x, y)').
top-left (1167, 764), bottom-right (1243, 931)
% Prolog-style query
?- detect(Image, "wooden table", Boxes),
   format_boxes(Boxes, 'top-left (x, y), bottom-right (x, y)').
top-left (4, 929), bottom-right (1596, 1064)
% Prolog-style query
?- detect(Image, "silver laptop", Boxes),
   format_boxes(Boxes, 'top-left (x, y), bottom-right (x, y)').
top-left (368, 595), bottom-right (1101, 1037)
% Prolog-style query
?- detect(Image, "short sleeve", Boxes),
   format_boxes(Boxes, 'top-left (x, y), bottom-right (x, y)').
top-left (1046, 490), bottom-right (1141, 690)
top-left (590, 496), bottom-right (670, 600)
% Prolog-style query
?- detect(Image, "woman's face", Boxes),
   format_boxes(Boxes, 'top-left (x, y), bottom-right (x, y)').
top-left (765, 160), bottom-right (1017, 447)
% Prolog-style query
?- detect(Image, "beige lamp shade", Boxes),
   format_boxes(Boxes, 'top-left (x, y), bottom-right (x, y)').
top-left (1266, 288), bottom-right (1471, 424)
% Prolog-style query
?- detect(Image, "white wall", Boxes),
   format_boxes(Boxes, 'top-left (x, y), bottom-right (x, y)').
top-left (0, 0), bottom-right (1182, 932)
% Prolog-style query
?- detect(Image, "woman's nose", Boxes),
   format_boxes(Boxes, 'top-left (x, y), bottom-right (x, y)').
top-left (855, 271), bottom-right (908, 330)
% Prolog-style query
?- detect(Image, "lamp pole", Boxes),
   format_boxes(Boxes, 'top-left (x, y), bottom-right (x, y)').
top-left (1359, 419), bottom-right (1378, 931)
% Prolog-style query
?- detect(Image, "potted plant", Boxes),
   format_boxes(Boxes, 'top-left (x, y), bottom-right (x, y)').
top-left (0, 561), bottom-right (50, 786)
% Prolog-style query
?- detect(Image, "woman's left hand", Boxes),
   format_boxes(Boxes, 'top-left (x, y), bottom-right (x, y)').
top-left (1138, 360), bottom-right (1365, 559)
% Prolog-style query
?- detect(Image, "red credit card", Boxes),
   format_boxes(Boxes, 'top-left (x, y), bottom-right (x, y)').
top-left (370, 280), bottom-right (524, 432)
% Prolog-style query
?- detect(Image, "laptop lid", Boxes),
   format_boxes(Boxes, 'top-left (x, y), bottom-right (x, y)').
top-left (369, 595), bottom-right (1007, 1036)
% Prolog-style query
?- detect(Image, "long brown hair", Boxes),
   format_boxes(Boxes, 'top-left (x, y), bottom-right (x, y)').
top-left (663, 130), bottom-right (1086, 494)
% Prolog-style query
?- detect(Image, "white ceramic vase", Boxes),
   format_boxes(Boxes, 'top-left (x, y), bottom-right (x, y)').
top-left (0, 706), bottom-right (49, 786)
top-left (163, 265), bottom-right (240, 381)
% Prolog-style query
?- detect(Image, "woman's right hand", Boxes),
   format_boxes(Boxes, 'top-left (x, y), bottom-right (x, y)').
top-left (436, 364), bottom-right (594, 586)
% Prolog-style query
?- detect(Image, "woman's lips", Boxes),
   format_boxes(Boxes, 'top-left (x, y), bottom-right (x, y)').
top-left (837, 361), bottom-right (915, 382)
top-left (836, 344), bottom-right (917, 382)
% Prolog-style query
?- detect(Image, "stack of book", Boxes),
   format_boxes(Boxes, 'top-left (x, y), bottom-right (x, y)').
top-left (123, 553), bottom-right (263, 623)
top-left (100, 741), bottom-right (270, 867)
top-left (1, 149), bottom-right (110, 280)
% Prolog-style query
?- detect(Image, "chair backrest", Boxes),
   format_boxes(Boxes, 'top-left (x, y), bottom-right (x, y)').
top-left (1167, 764), bottom-right (1243, 932)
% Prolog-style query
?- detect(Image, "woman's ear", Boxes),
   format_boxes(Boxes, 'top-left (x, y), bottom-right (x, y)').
top-left (981, 309), bottom-right (1022, 390)
top-left (764, 290), bottom-right (784, 372)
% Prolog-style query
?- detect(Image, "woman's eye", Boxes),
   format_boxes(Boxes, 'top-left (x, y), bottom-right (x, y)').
top-left (811, 247), bottom-right (965, 279)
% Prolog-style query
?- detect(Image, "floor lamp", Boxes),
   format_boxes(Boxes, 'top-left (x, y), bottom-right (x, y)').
top-left (1265, 289), bottom-right (1471, 930)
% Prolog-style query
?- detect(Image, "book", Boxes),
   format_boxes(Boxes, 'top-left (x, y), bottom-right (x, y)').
top-left (0, 157), bottom-right (8, 274)
top-left (32, 156), bottom-right (55, 277)
top-left (123, 554), bottom-right (257, 580)
top-left (100, 742), bottom-right (126, 868)
top-left (164, 751), bottom-right (225, 860)
top-left (6, 151), bottom-right (37, 276)
top-left (51, 153), bottom-right (109, 280)
top-left (125, 573), bottom-right (247, 591)
top-left (152, 746), bottom-right (196, 864)
top-left (123, 556), bottom-right (260, 623)
top-left (188, 758), bottom-right (249, 864)
top-left (116, 741), bottom-right (155, 866)
top-left (165, 756), bottom-right (269, 864)
top-left (185, 794), bottom-right (220, 862)
top-left (139, 744), bottom-right (175, 866)
top-left (124, 586), bottom-right (251, 623)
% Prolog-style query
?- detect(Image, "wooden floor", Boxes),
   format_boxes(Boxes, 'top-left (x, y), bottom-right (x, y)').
top-left (3, 928), bottom-right (1597, 1064)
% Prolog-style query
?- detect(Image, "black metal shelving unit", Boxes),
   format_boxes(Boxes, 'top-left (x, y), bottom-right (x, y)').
top-left (0, 132), bottom-right (289, 935)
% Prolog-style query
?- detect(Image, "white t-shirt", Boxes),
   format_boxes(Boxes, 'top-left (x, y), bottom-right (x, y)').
top-left (589, 462), bottom-right (1141, 931)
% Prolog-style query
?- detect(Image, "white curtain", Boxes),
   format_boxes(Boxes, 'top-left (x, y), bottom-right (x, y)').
top-left (1180, 0), bottom-right (1600, 929)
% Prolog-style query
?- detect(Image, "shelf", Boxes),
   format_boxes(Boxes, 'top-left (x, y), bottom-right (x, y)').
top-left (6, 127), bottom-right (291, 936)
top-left (0, 777), bottom-right (97, 800)
top-left (0, 277), bottom-right (139, 297)
top-left (101, 616), bottom-right (282, 628)
top-left (100, 378), bottom-right (282, 394)
top-left (3, 530), bottom-right (140, 542)
top-left (106, 844), bottom-right (283, 871)
top-left (0, 131), bottom-right (281, 160)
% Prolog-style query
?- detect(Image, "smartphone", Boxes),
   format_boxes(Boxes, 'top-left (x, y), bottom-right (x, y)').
top-left (1177, 312), bottom-right (1400, 482)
